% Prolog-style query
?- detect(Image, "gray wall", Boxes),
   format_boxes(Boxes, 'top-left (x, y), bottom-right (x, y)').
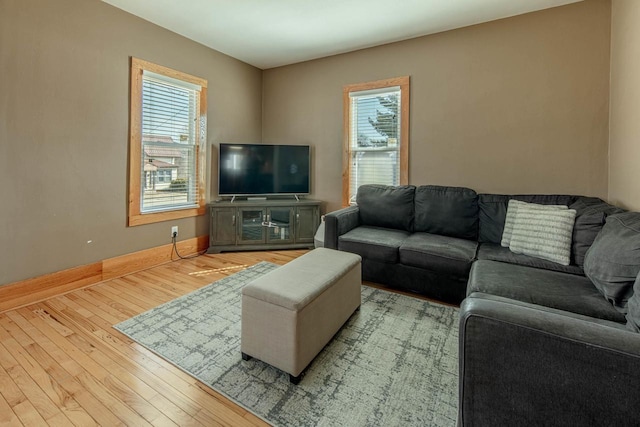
top-left (0, 0), bottom-right (263, 285)
top-left (263, 0), bottom-right (612, 213)
top-left (609, 0), bottom-right (640, 210)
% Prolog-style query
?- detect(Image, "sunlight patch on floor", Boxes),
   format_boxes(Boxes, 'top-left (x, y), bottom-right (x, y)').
top-left (188, 264), bottom-right (248, 277)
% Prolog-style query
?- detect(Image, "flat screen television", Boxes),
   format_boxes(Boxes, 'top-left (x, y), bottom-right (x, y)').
top-left (218, 143), bottom-right (311, 196)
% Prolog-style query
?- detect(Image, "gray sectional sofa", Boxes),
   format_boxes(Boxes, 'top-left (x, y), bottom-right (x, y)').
top-left (325, 184), bottom-right (640, 425)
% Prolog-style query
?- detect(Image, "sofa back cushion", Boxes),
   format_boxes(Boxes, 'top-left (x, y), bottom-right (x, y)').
top-left (356, 184), bottom-right (415, 232)
top-left (570, 197), bottom-right (625, 267)
top-left (584, 212), bottom-right (640, 312)
top-left (414, 185), bottom-right (478, 240)
top-left (478, 194), bottom-right (578, 244)
top-left (626, 272), bottom-right (640, 332)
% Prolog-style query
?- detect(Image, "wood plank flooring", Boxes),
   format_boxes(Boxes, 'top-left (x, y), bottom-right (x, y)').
top-left (0, 250), bottom-right (308, 427)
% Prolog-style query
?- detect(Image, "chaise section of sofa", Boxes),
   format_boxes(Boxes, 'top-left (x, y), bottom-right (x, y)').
top-left (459, 209), bottom-right (640, 426)
top-left (468, 260), bottom-right (626, 323)
top-left (458, 294), bottom-right (640, 426)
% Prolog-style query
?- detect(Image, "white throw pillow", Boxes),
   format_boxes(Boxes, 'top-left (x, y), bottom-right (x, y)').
top-left (501, 200), bottom-right (567, 248)
top-left (509, 205), bottom-right (577, 265)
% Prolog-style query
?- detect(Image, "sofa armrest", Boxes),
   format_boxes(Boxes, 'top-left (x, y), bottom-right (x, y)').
top-left (324, 206), bottom-right (361, 249)
top-left (459, 294), bottom-right (640, 427)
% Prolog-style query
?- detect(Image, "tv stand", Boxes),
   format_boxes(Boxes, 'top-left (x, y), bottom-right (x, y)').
top-left (247, 196), bottom-right (268, 201)
top-left (207, 199), bottom-right (321, 253)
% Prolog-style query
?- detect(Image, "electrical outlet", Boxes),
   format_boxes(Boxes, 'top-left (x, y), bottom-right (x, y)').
top-left (171, 226), bottom-right (178, 238)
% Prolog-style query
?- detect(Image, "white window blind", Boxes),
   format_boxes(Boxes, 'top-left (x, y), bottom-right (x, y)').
top-left (348, 87), bottom-right (401, 204)
top-left (140, 74), bottom-right (200, 213)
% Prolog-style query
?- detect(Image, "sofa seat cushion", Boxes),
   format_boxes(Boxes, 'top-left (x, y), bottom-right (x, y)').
top-left (477, 243), bottom-right (584, 275)
top-left (399, 233), bottom-right (478, 276)
top-left (338, 226), bottom-right (410, 263)
top-left (468, 260), bottom-right (625, 323)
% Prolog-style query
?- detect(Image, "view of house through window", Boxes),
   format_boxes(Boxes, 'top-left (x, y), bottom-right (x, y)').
top-left (129, 58), bottom-right (208, 226)
top-left (343, 77), bottom-right (409, 206)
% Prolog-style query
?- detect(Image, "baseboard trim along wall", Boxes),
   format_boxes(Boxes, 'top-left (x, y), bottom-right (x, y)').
top-left (0, 235), bottom-right (209, 313)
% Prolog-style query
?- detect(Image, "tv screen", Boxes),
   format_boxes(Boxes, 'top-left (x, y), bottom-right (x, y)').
top-left (218, 143), bottom-right (310, 196)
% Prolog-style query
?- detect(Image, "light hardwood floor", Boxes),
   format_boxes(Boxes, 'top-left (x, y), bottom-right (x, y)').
top-left (0, 250), bottom-right (310, 427)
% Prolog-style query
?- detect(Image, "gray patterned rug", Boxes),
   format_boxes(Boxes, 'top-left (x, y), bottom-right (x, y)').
top-left (114, 262), bottom-right (459, 426)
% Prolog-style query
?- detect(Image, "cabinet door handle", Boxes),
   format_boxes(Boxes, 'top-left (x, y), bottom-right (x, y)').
top-left (296, 213), bottom-right (300, 224)
top-left (263, 214), bottom-right (266, 222)
top-left (232, 215), bottom-right (236, 226)
top-left (267, 214), bottom-right (270, 222)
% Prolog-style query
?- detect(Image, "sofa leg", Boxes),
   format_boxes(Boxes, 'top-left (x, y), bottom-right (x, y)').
top-left (241, 352), bottom-right (251, 361)
top-left (289, 373), bottom-right (302, 385)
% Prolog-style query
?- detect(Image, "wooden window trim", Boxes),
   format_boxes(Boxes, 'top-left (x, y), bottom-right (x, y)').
top-left (128, 57), bottom-right (208, 226)
top-left (342, 76), bottom-right (410, 207)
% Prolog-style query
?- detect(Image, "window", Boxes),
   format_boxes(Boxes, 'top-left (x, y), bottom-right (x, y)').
top-left (128, 58), bottom-right (207, 226)
top-left (343, 76), bottom-right (409, 206)
top-left (156, 169), bottom-right (173, 183)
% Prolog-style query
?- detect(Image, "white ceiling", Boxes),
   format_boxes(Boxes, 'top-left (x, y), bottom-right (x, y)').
top-left (103, 0), bottom-right (582, 70)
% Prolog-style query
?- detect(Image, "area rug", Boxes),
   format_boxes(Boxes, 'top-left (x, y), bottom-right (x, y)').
top-left (114, 262), bottom-right (459, 426)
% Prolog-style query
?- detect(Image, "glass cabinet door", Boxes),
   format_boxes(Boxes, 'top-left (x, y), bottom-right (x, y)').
top-left (266, 207), bottom-right (294, 244)
top-left (238, 208), bottom-right (265, 244)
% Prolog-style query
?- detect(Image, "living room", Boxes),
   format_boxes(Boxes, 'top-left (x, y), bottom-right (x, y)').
top-left (1, 0), bottom-right (640, 425)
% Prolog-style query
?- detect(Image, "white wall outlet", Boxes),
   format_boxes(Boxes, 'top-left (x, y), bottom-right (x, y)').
top-left (171, 226), bottom-right (178, 238)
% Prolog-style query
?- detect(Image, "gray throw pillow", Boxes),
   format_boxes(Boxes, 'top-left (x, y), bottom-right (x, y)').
top-left (626, 272), bottom-right (640, 333)
top-left (356, 184), bottom-right (416, 232)
top-left (584, 212), bottom-right (640, 312)
top-left (570, 198), bottom-right (625, 267)
top-left (509, 205), bottom-right (577, 266)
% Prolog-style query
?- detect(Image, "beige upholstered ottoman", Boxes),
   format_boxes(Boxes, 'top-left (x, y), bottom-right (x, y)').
top-left (241, 248), bottom-right (362, 384)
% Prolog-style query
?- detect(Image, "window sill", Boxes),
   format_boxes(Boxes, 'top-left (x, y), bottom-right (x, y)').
top-left (128, 205), bottom-right (206, 226)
